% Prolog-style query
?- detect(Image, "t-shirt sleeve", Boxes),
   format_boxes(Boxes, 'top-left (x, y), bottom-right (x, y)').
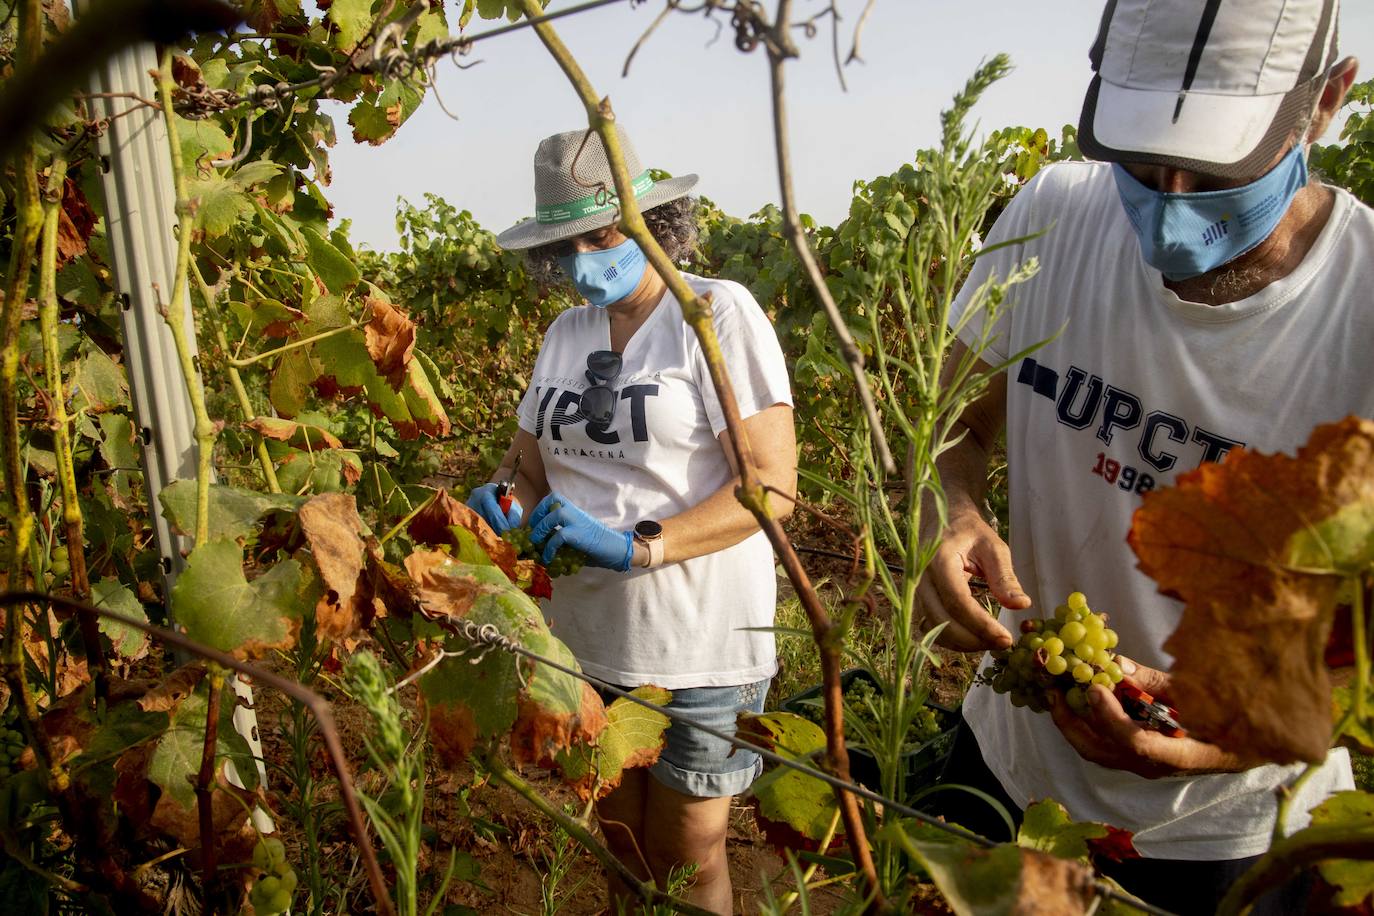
top-left (693, 280), bottom-right (793, 437)
top-left (948, 168), bottom-right (1051, 365)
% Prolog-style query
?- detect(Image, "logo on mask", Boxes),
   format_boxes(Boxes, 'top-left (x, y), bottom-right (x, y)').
top-left (1202, 219), bottom-right (1229, 246)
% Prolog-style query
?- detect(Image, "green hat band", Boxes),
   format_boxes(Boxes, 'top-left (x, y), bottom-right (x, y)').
top-left (535, 171), bottom-right (656, 225)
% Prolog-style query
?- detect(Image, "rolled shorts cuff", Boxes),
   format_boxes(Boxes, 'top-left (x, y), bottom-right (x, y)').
top-left (650, 755), bottom-right (764, 798)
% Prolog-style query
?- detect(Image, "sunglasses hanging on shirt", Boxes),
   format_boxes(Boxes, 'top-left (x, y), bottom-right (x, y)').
top-left (580, 350), bottom-right (622, 428)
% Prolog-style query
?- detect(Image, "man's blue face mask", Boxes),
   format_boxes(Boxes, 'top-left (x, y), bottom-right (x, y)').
top-left (556, 237), bottom-right (647, 308)
top-left (1111, 142), bottom-right (1309, 281)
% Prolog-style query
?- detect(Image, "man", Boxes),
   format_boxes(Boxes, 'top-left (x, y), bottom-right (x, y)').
top-left (920, 0), bottom-right (1369, 911)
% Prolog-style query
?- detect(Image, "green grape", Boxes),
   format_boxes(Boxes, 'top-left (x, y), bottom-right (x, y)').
top-left (1059, 621), bottom-right (1087, 647)
top-left (1083, 612), bottom-right (1106, 632)
top-left (1054, 604), bottom-right (1072, 621)
top-left (253, 837), bottom-right (287, 872)
top-left (51, 544), bottom-right (68, 562)
top-left (1091, 672), bottom-right (1114, 688)
top-left (1026, 635), bottom-right (1045, 651)
top-left (1084, 629), bottom-right (1109, 651)
top-left (1071, 662), bottom-right (1094, 683)
top-left (1065, 687), bottom-right (1088, 712)
top-left (1042, 636), bottom-right (1065, 657)
top-left (1073, 641), bottom-right (1096, 661)
top-left (1104, 661), bottom-right (1124, 682)
top-left (1043, 654), bottom-right (1069, 676)
top-left (1104, 628), bottom-right (1119, 649)
top-left (1067, 591), bottom-right (1088, 611)
top-left (1009, 690), bottom-right (1030, 708)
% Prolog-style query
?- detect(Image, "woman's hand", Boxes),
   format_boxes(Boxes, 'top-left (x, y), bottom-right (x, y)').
top-left (1047, 658), bottom-right (1251, 779)
top-left (467, 483), bottom-right (522, 534)
top-left (528, 492), bottom-right (633, 571)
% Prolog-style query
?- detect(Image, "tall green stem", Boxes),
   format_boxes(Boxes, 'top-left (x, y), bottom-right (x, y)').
top-left (156, 48), bottom-right (217, 546)
top-left (37, 146), bottom-right (108, 689)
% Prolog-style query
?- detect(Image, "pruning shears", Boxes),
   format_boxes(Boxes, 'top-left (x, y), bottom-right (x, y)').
top-left (497, 450), bottom-right (521, 516)
top-left (1115, 680), bottom-right (1187, 738)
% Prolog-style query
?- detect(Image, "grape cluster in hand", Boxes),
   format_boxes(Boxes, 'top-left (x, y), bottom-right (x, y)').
top-left (248, 837), bottom-right (297, 915)
top-left (980, 591), bottom-right (1125, 716)
top-left (0, 723), bottom-right (25, 779)
top-left (500, 524), bottom-right (589, 578)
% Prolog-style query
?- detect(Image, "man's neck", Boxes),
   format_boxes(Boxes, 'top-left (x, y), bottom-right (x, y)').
top-left (1163, 183), bottom-right (1336, 306)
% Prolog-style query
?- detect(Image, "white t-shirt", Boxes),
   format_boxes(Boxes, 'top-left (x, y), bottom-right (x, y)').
top-left (951, 161), bottom-right (1372, 859)
top-left (516, 273), bottom-right (793, 689)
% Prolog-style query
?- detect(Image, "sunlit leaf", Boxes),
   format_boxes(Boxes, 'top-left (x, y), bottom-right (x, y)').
top-left (159, 480), bottom-right (304, 541)
top-left (554, 685), bottom-right (669, 800)
top-left (327, 0), bottom-right (373, 53)
top-left (738, 711), bottom-right (840, 850)
top-left (91, 577), bottom-right (149, 660)
top-left (302, 225), bottom-right (360, 295)
top-left (247, 416), bottom-right (344, 450)
top-left (1016, 799), bottom-right (1114, 862)
top-left (1130, 417), bottom-right (1374, 763)
top-left (1309, 790), bottom-right (1374, 907)
top-left (72, 347), bottom-right (128, 413)
top-left (269, 347), bottom-right (320, 417)
top-left (170, 539), bottom-right (311, 657)
top-left (888, 822), bottom-right (1096, 916)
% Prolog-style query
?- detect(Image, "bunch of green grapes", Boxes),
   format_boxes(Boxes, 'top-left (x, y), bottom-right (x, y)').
top-left (500, 526), bottom-right (589, 578)
top-left (248, 836), bottom-right (297, 915)
top-left (0, 721), bottom-right (25, 779)
top-left (48, 543), bottom-right (69, 583)
top-left (980, 591), bottom-right (1126, 716)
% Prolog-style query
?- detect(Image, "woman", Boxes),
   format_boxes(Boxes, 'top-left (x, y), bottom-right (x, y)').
top-left (468, 125), bottom-right (795, 914)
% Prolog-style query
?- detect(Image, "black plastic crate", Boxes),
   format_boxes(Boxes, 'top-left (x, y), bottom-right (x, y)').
top-left (779, 667), bottom-right (959, 802)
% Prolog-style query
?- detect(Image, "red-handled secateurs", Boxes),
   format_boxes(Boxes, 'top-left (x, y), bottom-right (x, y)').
top-left (1115, 680), bottom-right (1187, 738)
top-left (496, 450), bottom-right (522, 516)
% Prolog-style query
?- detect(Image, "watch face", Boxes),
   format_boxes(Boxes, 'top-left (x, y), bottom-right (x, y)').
top-left (634, 519), bottom-right (663, 539)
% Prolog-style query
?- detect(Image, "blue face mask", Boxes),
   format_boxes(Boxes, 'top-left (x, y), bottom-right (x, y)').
top-left (1111, 142), bottom-right (1309, 281)
top-left (556, 237), bottom-right (647, 308)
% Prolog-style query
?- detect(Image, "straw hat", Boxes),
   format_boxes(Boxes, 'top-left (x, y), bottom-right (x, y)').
top-left (495, 124), bottom-right (698, 250)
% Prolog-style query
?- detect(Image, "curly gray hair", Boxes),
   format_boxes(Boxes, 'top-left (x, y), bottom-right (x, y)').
top-left (524, 196), bottom-right (700, 288)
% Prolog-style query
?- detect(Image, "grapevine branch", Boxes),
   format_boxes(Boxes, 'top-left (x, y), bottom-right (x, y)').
top-left (1217, 824), bottom-right (1374, 916)
top-left (513, 0), bottom-right (884, 904)
top-left (195, 665), bottom-right (227, 897)
top-left (37, 142), bottom-right (109, 692)
top-left (0, 591), bottom-right (397, 916)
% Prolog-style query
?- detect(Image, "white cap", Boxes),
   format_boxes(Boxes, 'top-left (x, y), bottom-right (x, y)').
top-left (1078, 0), bottom-right (1340, 178)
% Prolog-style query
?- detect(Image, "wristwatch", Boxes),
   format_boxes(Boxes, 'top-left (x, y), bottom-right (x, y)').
top-left (633, 520), bottom-right (664, 568)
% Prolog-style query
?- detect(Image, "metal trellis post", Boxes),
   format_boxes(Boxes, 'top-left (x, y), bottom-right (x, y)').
top-left (75, 12), bottom-right (271, 828)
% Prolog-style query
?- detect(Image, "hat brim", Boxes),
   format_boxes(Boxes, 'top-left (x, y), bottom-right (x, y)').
top-left (1078, 75), bottom-right (1315, 179)
top-left (494, 174), bottom-right (700, 250)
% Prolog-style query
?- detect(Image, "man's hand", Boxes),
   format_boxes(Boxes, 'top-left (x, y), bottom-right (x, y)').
top-left (917, 506), bottom-right (1032, 652)
top-left (1047, 658), bottom-right (1250, 779)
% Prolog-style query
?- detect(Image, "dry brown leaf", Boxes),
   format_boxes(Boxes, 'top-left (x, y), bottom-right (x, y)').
top-left (1130, 416), bottom-right (1374, 763)
top-left (138, 664), bottom-right (207, 713)
top-left (408, 489), bottom-right (521, 583)
top-left (510, 682), bottom-right (608, 770)
top-left (299, 493), bottom-right (371, 640)
top-left (246, 416), bottom-right (343, 450)
top-left (1015, 849), bottom-right (1097, 915)
top-left (363, 297), bottom-right (416, 388)
top-left (403, 549), bottom-right (502, 620)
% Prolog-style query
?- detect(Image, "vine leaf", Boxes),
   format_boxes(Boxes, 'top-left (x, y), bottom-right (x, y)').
top-left (247, 415), bottom-right (343, 450)
top-left (1016, 799), bottom-right (1128, 863)
top-left (1129, 417), bottom-right (1374, 763)
top-left (738, 711), bottom-right (840, 851)
top-left (408, 488), bottom-right (521, 583)
top-left (554, 685), bottom-right (671, 800)
top-left (327, 0), bottom-right (372, 52)
top-left (91, 577), bottom-right (149, 660)
top-left (410, 551), bottom-right (603, 765)
top-left (277, 448), bottom-right (363, 494)
top-left (1308, 790), bottom-right (1374, 907)
top-left (299, 492), bottom-right (373, 640)
top-left (302, 226), bottom-right (360, 295)
top-left (159, 480), bottom-right (304, 542)
top-left (229, 297), bottom-right (304, 339)
top-left (889, 822), bottom-right (1097, 916)
top-left (1334, 684), bottom-right (1374, 754)
top-left (364, 297), bottom-right (417, 387)
top-left (310, 326), bottom-right (450, 439)
top-left (146, 681), bottom-right (260, 849)
top-left (170, 539), bottom-right (312, 658)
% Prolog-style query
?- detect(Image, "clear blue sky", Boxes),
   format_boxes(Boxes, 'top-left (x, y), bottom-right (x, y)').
top-left (325, 0), bottom-right (1374, 252)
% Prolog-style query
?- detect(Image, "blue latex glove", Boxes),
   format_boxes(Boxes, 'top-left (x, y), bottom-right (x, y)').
top-left (466, 483), bottom-right (522, 534)
top-left (528, 492), bottom-right (634, 571)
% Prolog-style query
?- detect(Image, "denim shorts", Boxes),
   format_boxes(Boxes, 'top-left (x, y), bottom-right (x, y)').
top-left (598, 679), bottom-right (770, 798)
